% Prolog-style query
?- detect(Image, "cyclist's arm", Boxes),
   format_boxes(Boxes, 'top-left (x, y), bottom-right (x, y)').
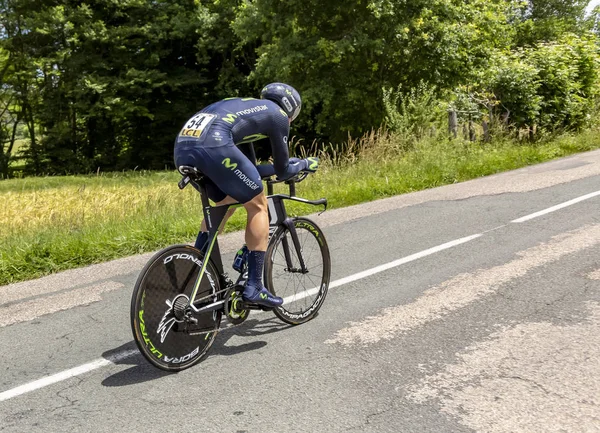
top-left (265, 111), bottom-right (303, 180)
top-left (256, 163), bottom-right (275, 178)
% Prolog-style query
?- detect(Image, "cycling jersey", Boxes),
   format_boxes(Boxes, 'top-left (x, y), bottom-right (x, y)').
top-left (174, 97), bottom-right (302, 203)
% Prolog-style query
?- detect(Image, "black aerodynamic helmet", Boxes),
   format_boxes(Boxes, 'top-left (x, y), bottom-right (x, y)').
top-left (260, 83), bottom-right (302, 121)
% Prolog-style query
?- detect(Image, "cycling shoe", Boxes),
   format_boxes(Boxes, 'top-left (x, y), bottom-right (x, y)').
top-left (242, 285), bottom-right (283, 308)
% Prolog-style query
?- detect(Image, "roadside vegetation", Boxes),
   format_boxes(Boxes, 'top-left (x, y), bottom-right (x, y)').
top-left (2, 0), bottom-right (600, 284)
top-left (1, 0), bottom-right (599, 176)
top-left (1, 127), bottom-right (599, 285)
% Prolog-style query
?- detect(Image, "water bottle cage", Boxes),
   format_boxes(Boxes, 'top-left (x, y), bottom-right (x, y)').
top-left (232, 245), bottom-right (249, 273)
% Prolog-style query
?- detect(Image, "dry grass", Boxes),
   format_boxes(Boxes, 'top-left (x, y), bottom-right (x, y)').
top-left (2, 183), bottom-right (174, 237)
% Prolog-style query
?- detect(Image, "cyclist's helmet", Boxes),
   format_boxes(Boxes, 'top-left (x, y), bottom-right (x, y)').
top-left (260, 83), bottom-right (302, 122)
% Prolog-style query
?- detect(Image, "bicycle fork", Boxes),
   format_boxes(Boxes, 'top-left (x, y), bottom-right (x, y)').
top-left (280, 219), bottom-right (308, 273)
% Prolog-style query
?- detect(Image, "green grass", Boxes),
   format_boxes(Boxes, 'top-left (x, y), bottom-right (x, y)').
top-left (1, 129), bottom-right (599, 286)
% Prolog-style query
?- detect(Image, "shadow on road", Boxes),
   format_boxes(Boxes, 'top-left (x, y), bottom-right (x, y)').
top-left (101, 316), bottom-right (289, 388)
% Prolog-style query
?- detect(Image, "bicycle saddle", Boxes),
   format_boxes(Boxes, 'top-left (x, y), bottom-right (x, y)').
top-left (178, 165), bottom-right (204, 178)
top-left (178, 165), bottom-right (204, 190)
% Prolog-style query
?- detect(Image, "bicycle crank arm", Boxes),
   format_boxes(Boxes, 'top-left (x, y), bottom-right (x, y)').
top-left (286, 267), bottom-right (309, 274)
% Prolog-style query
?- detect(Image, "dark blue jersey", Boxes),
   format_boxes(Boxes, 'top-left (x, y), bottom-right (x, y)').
top-left (176, 98), bottom-right (297, 179)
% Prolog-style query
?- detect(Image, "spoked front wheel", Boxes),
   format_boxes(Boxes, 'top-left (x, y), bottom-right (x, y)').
top-left (265, 217), bottom-right (331, 325)
top-left (130, 245), bottom-right (222, 371)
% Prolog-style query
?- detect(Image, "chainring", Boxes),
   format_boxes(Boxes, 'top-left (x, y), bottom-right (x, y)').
top-left (224, 286), bottom-right (250, 325)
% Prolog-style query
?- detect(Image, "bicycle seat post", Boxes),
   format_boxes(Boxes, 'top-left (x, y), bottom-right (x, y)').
top-left (198, 181), bottom-right (211, 211)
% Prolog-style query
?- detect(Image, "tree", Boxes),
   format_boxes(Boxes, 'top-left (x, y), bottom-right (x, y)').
top-left (1, 0), bottom-right (254, 174)
top-left (0, 0), bottom-right (44, 174)
top-left (513, 0), bottom-right (590, 45)
top-left (233, 0), bottom-right (515, 142)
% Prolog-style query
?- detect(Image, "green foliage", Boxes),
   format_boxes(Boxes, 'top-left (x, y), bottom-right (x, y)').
top-left (476, 34), bottom-right (600, 132)
top-left (233, 0), bottom-right (514, 142)
top-left (487, 50), bottom-right (543, 128)
top-left (0, 0), bottom-right (599, 175)
top-left (2, 127), bottom-right (600, 285)
top-left (530, 34), bottom-right (600, 130)
top-left (513, 0), bottom-right (589, 45)
top-left (382, 82), bottom-right (445, 145)
top-left (0, 0), bottom-right (255, 175)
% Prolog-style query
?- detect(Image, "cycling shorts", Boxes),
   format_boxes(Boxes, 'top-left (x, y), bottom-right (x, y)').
top-left (174, 141), bottom-right (263, 204)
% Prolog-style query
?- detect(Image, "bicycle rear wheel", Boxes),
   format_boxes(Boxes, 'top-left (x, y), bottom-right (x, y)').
top-left (265, 217), bottom-right (331, 325)
top-left (130, 245), bottom-right (221, 371)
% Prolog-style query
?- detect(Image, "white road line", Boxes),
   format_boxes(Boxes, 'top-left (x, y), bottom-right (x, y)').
top-left (329, 234), bottom-right (482, 289)
top-left (0, 350), bottom-right (138, 402)
top-left (0, 234), bottom-right (483, 403)
top-left (281, 234), bottom-right (482, 305)
top-left (512, 190), bottom-right (600, 223)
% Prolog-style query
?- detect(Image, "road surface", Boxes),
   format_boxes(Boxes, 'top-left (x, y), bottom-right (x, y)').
top-left (1, 150), bottom-right (600, 432)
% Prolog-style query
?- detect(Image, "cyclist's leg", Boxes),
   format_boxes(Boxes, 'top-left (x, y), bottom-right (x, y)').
top-left (197, 144), bottom-right (281, 307)
top-left (176, 142), bottom-right (281, 307)
top-left (197, 142), bottom-right (256, 239)
top-left (243, 192), bottom-right (268, 251)
top-left (239, 190), bottom-right (282, 307)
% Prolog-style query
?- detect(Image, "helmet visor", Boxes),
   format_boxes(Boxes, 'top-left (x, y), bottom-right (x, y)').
top-left (289, 103), bottom-right (301, 122)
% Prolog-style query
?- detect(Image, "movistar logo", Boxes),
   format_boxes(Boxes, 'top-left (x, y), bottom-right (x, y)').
top-left (307, 157), bottom-right (318, 170)
top-left (260, 293), bottom-right (268, 300)
top-left (236, 105), bottom-right (267, 116)
top-left (222, 158), bottom-right (238, 170)
top-left (222, 113), bottom-right (238, 124)
top-left (222, 158), bottom-right (260, 190)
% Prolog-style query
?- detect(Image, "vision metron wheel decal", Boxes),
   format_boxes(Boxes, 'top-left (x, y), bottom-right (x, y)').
top-left (131, 245), bottom-right (222, 371)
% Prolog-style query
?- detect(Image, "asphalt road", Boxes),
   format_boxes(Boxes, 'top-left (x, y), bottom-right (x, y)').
top-left (1, 151), bottom-right (600, 433)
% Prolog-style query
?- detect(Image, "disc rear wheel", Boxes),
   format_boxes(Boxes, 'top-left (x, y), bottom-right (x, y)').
top-left (130, 245), bottom-right (221, 371)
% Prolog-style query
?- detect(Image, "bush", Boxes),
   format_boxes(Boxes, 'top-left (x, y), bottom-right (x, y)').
top-left (382, 82), bottom-right (445, 147)
top-left (530, 34), bottom-right (600, 131)
top-left (459, 34), bottom-right (600, 135)
top-left (489, 50), bottom-right (543, 129)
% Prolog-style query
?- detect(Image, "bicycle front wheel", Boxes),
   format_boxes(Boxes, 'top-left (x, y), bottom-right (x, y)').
top-left (130, 244), bottom-right (221, 372)
top-left (265, 217), bottom-right (331, 325)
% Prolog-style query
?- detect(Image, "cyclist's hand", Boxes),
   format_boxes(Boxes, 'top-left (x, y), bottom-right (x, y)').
top-left (304, 157), bottom-right (319, 173)
top-left (275, 158), bottom-right (303, 181)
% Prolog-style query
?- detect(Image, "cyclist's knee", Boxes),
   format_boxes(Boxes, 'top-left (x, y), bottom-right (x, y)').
top-left (244, 192), bottom-right (267, 215)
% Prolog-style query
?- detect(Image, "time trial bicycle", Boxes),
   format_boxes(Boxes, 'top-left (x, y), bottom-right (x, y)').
top-left (130, 164), bottom-right (331, 371)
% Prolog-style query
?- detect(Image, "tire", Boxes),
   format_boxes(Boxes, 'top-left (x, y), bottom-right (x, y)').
top-left (265, 217), bottom-right (331, 325)
top-left (130, 244), bottom-right (221, 372)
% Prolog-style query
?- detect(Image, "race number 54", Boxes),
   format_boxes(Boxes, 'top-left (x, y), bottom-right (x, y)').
top-left (179, 113), bottom-right (216, 139)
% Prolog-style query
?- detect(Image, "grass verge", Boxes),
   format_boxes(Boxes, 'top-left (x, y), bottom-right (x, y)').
top-left (1, 130), bottom-right (599, 285)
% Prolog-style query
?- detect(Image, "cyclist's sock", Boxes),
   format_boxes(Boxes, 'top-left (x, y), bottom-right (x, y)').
top-left (243, 250), bottom-right (283, 307)
top-left (195, 231), bottom-right (209, 253)
top-left (247, 250), bottom-right (266, 288)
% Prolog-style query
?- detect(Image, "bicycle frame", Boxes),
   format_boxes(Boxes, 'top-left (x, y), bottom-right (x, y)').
top-left (178, 169), bottom-right (327, 312)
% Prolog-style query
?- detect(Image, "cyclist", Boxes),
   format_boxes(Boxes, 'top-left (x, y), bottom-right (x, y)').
top-left (174, 83), bottom-right (317, 309)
